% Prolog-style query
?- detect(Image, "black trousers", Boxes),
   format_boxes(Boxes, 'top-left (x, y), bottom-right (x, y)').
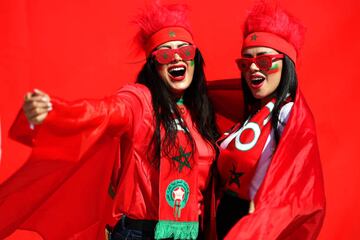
top-left (216, 193), bottom-right (250, 239)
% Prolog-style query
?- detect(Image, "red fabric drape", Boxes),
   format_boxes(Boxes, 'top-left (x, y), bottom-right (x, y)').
top-left (1, 0), bottom-right (359, 239)
top-left (0, 102), bottom-right (118, 239)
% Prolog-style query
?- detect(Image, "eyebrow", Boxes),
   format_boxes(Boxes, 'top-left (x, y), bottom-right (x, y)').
top-left (177, 43), bottom-right (189, 48)
top-left (157, 43), bottom-right (189, 49)
top-left (242, 51), bottom-right (273, 57)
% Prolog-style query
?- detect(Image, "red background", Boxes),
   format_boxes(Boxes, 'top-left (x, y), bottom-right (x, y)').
top-left (1, 0), bottom-right (359, 239)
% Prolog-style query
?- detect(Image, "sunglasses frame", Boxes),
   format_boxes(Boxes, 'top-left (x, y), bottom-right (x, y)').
top-left (152, 45), bottom-right (197, 64)
top-left (236, 54), bottom-right (284, 72)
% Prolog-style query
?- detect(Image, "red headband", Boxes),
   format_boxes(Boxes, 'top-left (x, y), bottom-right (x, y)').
top-left (145, 27), bottom-right (194, 56)
top-left (243, 32), bottom-right (297, 64)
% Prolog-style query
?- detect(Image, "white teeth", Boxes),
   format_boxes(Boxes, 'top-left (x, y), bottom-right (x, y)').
top-left (169, 67), bottom-right (185, 73)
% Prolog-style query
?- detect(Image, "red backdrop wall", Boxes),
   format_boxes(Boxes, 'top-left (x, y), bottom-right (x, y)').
top-left (1, 0), bottom-right (359, 239)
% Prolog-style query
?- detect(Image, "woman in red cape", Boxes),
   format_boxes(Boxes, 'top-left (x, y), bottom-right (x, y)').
top-left (215, 1), bottom-right (326, 239)
top-left (0, 3), bottom-right (219, 240)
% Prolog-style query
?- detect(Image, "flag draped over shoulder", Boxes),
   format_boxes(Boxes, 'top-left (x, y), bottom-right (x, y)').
top-left (208, 79), bottom-right (326, 240)
top-left (0, 98), bottom-right (119, 240)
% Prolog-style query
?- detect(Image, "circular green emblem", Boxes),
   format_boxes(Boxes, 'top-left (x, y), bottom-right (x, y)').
top-left (165, 179), bottom-right (190, 209)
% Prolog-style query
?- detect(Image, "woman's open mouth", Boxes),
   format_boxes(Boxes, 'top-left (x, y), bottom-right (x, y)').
top-left (168, 65), bottom-right (186, 81)
top-left (250, 75), bottom-right (265, 89)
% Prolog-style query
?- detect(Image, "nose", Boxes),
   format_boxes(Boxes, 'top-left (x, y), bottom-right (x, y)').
top-left (173, 53), bottom-right (182, 62)
top-left (249, 62), bottom-right (259, 72)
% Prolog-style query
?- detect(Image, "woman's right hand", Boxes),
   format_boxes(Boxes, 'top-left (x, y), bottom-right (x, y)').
top-left (23, 89), bottom-right (52, 125)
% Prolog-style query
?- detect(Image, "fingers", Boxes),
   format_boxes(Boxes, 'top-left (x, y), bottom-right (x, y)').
top-left (33, 88), bottom-right (50, 101)
top-left (23, 89), bottom-right (52, 125)
top-left (24, 103), bottom-right (51, 119)
top-left (23, 98), bottom-right (52, 111)
top-left (24, 92), bottom-right (33, 102)
top-left (24, 95), bottom-right (50, 103)
top-left (28, 112), bottom-right (49, 125)
top-left (248, 200), bottom-right (255, 214)
top-left (23, 90), bottom-right (52, 113)
top-left (24, 89), bottom-right (50, 103)
top-left (33, 88), bottom-right (46, 95)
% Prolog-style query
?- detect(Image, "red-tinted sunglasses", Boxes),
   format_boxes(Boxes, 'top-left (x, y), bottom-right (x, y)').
top-left (235, 54), bottom-right (284, 72)
top-left (152, 45), bottom-right (196, 64)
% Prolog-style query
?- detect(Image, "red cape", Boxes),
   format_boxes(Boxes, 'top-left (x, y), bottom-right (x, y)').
top-left (208, 79), bottom-right (326, 240)
top-left (0, 98), bottom-right (119, 239)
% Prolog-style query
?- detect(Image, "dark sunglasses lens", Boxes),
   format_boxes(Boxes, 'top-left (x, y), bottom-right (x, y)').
top-left (179, 46), bottom-right (196, 60)
top-left (256, 56), bottom-right (272, 70)
top-left (237, 59), bottom-right (250, 71)
top-left (154, 49), bottom-right (173, 64)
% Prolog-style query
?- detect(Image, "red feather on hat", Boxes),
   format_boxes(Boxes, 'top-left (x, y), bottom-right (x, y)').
top-left (133, 1), bottom-right (193, 51)
top-left (243, 0), bottom-right (306, 56)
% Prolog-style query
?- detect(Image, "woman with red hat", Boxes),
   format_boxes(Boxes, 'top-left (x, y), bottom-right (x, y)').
top-left (216, 2), bottom-right (326, 239)
top-left (0, 3), bottom-right (218, 240)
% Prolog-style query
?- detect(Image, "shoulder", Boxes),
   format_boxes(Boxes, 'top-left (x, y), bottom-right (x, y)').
top-left (117, 83), bottom-right (151, 98)
top-left (116, 83), bottom-right (152, 106)
top-left (279, 90), bottom-right (318, 138)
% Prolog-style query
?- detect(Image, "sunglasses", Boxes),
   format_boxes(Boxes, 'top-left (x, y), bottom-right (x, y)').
top-left (235, 54), bottom-right (284, 72)
top-left (152, 45), bottom-right (196, 64)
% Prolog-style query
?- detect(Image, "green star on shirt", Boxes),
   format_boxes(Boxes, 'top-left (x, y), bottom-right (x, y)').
top-left (172, 146), bottom-right (191, 173)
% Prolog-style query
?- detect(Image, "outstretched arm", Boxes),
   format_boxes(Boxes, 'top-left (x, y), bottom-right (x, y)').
top-left (1, 84), bottom-right (149, 239)
top-left (10, 84), bottom-right (147, 147)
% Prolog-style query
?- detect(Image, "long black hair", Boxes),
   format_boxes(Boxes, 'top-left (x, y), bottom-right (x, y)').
top-left (136, 48), bottom-right (219, 168)
top-left (241, 55), bottom-right (297, 143)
